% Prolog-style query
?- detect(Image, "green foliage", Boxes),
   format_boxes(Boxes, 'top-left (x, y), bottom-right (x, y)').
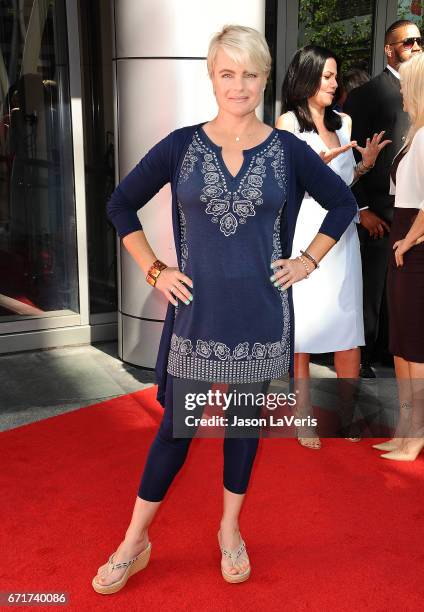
top-left (397, 2), bottom-right (424, 31)
top-left (298, 0), bottom-right (373, 71)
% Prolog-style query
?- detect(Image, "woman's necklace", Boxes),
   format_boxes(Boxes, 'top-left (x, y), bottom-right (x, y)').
top-left (206, 120), bottom-right (269, 149)
top-left (233, 128), bottom-right (259, 143)
top-left (211, 120), bottom-right (261, 145)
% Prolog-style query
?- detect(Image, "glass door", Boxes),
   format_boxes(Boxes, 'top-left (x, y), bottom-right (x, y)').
top-left (0, 0), bottom-right (78, 326)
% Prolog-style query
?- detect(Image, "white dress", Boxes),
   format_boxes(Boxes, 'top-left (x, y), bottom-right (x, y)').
top-left (289, 111), bottom-right (365, 353)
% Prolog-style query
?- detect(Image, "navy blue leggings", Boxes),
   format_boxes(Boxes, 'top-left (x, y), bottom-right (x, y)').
top-left (138, 376), bottom-right (269, 502)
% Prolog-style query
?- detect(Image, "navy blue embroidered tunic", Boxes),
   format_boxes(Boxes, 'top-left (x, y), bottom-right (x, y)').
top-left (169, 128), bottom-right (288, 383)
top-left (107, 124), bottom-right (358, 405)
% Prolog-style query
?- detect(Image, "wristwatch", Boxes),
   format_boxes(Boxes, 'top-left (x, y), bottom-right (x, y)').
top-left (146, 260), bottom-right (167, 287)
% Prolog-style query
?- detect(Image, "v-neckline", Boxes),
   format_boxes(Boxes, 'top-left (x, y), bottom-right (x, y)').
top-left (312, 111), bottom-right (344, 152)
top-left (315, 126), bottom-right (342, 152)
top-left (198, 126), bottom-right (276, 182)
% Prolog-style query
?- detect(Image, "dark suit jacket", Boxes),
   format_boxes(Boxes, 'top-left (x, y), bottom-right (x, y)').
top-left (344, 68), bottom-right (410, 223)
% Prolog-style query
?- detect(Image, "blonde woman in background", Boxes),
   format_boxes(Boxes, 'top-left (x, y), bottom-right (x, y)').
top-left (374, 52), bottom-right (424, 461)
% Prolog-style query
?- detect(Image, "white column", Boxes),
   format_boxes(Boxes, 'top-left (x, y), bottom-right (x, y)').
top-left (112, 0), bottom-right (266, 367)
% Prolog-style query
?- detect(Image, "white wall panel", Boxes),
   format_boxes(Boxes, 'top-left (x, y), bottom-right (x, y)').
top-left (117, 58), bottom-right (218, 320)
top-left (116, 58), bottom-right (217, 173)
top-left (120, 186), bottom-right (176, 320)
top-left (122, 315), bottom-right (164, 368)
top-left (114, 0), bottom-right (266, 58)
top-left (114, 0), bottom-right (266, 366)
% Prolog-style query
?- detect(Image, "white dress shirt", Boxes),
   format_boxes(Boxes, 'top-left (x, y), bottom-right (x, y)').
top-left (386, 65), bottom-right (400, 80)
top-left (392, 126), bottom-right (424, 210)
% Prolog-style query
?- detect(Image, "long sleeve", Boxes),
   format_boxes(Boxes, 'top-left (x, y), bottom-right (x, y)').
top-left (291, 135), bottom-right (358, 241)
top-left (344, 86), bottom-right (372, 157)
top-left (412, 129), bottom-right (424, 211)
top-left (344, 86), bottom-right (373, 208)
top-left (396, 127), bottom-right (424, 211)
top-left (106, 132), bottom-right (173, 238)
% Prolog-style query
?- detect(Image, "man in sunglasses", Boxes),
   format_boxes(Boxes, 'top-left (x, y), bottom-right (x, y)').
top-left (344, 19), bottom-right (422, 379)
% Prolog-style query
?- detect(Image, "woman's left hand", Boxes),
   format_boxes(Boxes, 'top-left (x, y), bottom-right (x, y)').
top-left (319, 141), bottom-right (357, 165)
top-left (270, 258), bottom-right (310, 290)
top-left (355, 131), bottom-right (392, 169)
top-left (393, 235), bottom-right (424, 266)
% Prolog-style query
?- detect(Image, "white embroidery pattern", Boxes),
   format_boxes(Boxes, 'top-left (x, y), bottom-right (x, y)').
top-left (168, 208), bottom-right (291, 384)
top-left (177, 201), bottom-right (188, 273)
top-left (178, 143), bottom-right (199, 183)
top-left (167, 335), bottom-right (290, 383)
top-left (170, 334), bottom-right (287, 361)
top-left (271, 205), bottom-right (283, 264)
top-left (169, 139), bottom-right (290, 384)
top-left (271, 205), bottom-right (291, 343)
top-left (267, 141), bottom-right (286, 189)
top-left (178, 131), bottom-right (286, 238)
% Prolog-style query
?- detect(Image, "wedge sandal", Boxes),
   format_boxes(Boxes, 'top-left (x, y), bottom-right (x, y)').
top-left (218, 531), bottom-right (251, 584)
top-left (92, 542), bottom-right (152, 595)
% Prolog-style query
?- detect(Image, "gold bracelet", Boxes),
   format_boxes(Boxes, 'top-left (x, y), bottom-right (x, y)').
top-left (297, 255), bottom-right (311, 279)
top-left (146, 260), bottom-right (167, 287)
top-left (300, 250), bottom-right (319, 269)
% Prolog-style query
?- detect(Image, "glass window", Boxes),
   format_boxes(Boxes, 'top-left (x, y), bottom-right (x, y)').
top-left (78, 0), bottom-right (117, 315)
top-left (0, 0), bottom-right (78, 321)
top-left (298, 0), bottom-right (376, 73)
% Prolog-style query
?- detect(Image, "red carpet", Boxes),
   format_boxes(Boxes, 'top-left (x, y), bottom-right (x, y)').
top-left (1, 387), bottom-right (424, 611)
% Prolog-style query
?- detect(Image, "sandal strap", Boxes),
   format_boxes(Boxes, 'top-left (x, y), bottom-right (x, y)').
top-left (220, 539), bottom-right (247, 566)
top-left (108, 552), bottom-right (139, 571)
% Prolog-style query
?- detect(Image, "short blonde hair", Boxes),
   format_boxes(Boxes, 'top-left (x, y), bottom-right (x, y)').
top-left (399, 52), bottom-right (424, 144)
top-left (207, 25), bottom-right (272, 79)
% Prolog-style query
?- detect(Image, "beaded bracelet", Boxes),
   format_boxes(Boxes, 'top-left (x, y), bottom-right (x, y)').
top-left (300, 250), bottom-right (319, 269)
top-left (356, 160), bottom-right (374, 176)
top-left (297, 255), bottom-right (312, 279)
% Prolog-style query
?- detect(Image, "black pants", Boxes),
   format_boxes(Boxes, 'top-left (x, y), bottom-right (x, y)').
top-left (138, 375), bottom-right (269, 502)
top-left (358, 226), bottom-right (390, 363)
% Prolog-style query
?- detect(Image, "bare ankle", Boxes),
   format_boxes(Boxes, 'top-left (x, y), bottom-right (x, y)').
top-left (220, 520), bottom-right (239, 533)
top-left (124, 528), bottom-right (148, 546)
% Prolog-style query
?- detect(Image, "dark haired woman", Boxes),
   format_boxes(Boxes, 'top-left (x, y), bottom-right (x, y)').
top-left (276, 45), bottom-right (389, 449)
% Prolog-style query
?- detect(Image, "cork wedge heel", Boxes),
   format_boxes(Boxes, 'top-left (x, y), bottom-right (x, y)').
top-left (92, 542), bottom-right (152, 595)
top-left (218, 531), bottom-right (251, 584)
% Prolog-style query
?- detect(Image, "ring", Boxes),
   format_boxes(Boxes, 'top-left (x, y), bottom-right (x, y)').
top-left (170, 286), bottom-right (176, 294)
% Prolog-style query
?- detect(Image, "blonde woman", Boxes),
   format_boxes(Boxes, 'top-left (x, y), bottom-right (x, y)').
top-left (91, 26), bottom-right (357, 592)
top-left (374, 52), bottom-right (424, 461)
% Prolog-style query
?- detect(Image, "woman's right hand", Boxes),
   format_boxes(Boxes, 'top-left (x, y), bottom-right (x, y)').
top-left (319, 141), bottom-right (357, 164)
top-left (154, 267), bottom-right (193, 306)
top-left (355, 131), bottom-right (391, 168)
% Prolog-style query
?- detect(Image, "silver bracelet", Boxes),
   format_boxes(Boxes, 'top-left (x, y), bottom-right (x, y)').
top-left (297, 255), bottom-right (311, 279)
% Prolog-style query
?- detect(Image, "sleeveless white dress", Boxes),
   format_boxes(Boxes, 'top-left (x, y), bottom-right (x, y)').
top-left (289, 111), bottom-right (365, 353)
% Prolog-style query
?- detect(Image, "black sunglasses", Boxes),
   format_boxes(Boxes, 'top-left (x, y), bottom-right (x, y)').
top-left (389, 36), bottom-right (422, 49)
